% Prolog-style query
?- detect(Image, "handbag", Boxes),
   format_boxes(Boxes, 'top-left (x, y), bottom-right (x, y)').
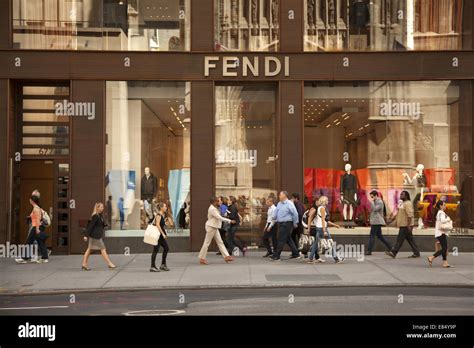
top-left (298, 233), bottom-right (314, 254)
top-left (143, 218), bottom-right (161, 246)
top-left (439, 213), bottom-right (453, 232)
top-left (318, 237), bottom-right (334, 255)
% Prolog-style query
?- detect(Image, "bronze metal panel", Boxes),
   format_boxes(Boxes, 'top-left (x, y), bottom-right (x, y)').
top-left (0, 1), bottom-right (11, 49)
top-left (190, 81), bottom-right (214, 251)
top-left (280, 0), bottom-right (303, 52)
top-left (70, 80), bottom-right (105, 254)
top-left (279, 80), bottom-right (303, 196)
top-left (0, 79), bottom-right (8, 244)
top-left (0, 51), bottom-right (474, 81)
top-left (191, 0), bottom-right (214, 51)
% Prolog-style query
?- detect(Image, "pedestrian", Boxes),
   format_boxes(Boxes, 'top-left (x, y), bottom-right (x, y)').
top-left (427, 200), bottom-right (453, 268)
top-left (15, 195), bottom-right (49, 264)
top-left (150, 202), bottom-right (170, 272)
top-left (366, 190), bottom-right (392, 255)
top-left (387, 191), bottom-right (420, 258)
top-left (198, 196), bottom-right (236, 265)
top-left (227, 196), bottom-right (246, 256)
top-left (290, 193), bottom-right (305, 252)
top-left (118, 197), bottom-right (125, 230)
top-left (81, 202), bottom-right (116, 271)
top-left (307, 196), bottom-right (345, 264)
top-left (270, 191), bottom-right (301, 261)
top-left (216, 196), bottom-right (230, 255)
top-left (262, 196), bottom-right (278, 257)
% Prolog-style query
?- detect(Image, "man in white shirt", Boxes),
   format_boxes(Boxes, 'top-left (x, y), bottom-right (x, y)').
top-left (198, 196), bottom-right (236, 265)
top-left (262, 197), bottom-right (277, 257)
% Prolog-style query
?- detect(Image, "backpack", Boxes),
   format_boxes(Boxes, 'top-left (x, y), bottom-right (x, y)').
top-left (41, 209), bottom-right (51, 227)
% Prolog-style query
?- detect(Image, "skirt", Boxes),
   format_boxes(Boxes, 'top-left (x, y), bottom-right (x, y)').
top-left (88, 237), bottom-right (106, 250)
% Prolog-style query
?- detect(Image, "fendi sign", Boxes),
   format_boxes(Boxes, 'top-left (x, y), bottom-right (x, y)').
top-left (204, 56), bottom-right (290, 77)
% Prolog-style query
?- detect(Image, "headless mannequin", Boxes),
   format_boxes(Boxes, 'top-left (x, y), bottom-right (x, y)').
top-left (340, 163), bottom-right (358, 228)
top-left (402, 164), bottom-right (426, 229)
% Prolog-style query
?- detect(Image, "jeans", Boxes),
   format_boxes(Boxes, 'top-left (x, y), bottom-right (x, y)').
top-left (367, 225), bottom-right (392, 252)
top-left (433, 234), bottom-right (448, 261)
top-left (308, 227), bottom-right (339, 261)
top-left (392, 227), bottom-right (420, 256)
top-left (23, 226), bottom-right (48, 260)
top-left (227, 224), bottom-right (243, 253)
top-left (151, 234), bottom-right (169, 267)
top-left (272, 221), bottom-right (299, 259)
top-left (262, 224), bottom-right (278, 254)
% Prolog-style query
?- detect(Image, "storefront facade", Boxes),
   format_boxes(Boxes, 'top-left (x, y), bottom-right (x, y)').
top-left (0, 0), bottom-right (473, 254)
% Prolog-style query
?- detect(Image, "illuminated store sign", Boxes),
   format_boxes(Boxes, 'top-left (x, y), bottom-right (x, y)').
top-left (204, 56), bottom-right (290, 77)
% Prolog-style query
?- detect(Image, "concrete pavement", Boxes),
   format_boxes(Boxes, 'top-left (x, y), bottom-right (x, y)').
top-left (0, 251), bottom-right (473, 295)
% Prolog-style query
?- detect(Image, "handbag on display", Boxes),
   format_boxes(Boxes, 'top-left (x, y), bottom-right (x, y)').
top-left (143, 218), bottom-right (160, 246)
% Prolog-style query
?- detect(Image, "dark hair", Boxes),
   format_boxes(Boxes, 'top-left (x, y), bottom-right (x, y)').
top-left (401, 190), bottom-right (411, 201)
top-left (435, 200), bottom-right (445, 210)
top-left (158, 202), bottom-right (167, 211)
top-left (210, 196), bottom-right (218, 204)
top-left (280, 191), bottom-right (289, 198)
top-left (370, 190), bottom-right (378, 197)
top-left (311, 197), bottom-right (318, 209)
top-left (30, 195), bottom-right (42, 209)
top-left (229, 196), bottom-right (237, 204)
top-left (291, 193), bottom-right (300, 200)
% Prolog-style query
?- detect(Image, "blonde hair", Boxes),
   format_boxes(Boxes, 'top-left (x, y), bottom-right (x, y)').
top-left (318, 196), bottom-right (329, 206)
top-left (91, 202), bottom-right (104, 217)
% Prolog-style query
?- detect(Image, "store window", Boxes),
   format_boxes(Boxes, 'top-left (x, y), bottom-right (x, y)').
top-left (215, 83), bottom-right (279, 247)
top-left (13, 0), bottom-right (191, 51)
top-left (304, 81), bottom-right (472, 234)
top-left (304, 0), bottom-right (471, 51)
top-left (105, 81), bottom-right (191, 236)
top-left (215, 0), bottom-right (280, 51)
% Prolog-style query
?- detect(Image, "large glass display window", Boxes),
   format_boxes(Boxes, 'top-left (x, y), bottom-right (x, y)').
top-left (105, 81), bottom-right (191, 236)
top-left (304, 81), bottom-right (472, 235)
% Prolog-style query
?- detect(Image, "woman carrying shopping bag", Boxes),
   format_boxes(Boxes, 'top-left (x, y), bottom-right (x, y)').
top-left (427, 200), bottom-right (453, 268)
top-left (149, 202), bottom-right (170, 272)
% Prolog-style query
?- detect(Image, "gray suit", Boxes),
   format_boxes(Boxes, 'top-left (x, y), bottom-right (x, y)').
top-left (370, 198), bottom-right (386, 226)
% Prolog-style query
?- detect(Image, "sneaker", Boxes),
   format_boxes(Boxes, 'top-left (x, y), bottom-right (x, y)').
top-left (289, 254), bottom-right (302, 260)
top-left (336, 258), bottom-right (345, 264)
top-left (270, 257), bottom-right (281, 262)
top-left (15, 258), bottom-right (28, 264)
top-left (263, 252), bottom-right (273, 258)
top-left (36, 259), bottom-right (49, 264)
top-left (150, 267), bottom-right (160, 272)
top-left (159, 264), bottom-right (170, 271)
top-left (306, 259), bottom-right (316, 264)
top-left (386, 251), bottom-right (396, 258)
top-left (408, 254), bottom-right (420, 258)
top-left (315, 258), bottom-right (326, 263)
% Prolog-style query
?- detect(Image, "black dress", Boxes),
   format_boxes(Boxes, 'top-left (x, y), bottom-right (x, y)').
top-left (340, 173), bottom-right (358, 205)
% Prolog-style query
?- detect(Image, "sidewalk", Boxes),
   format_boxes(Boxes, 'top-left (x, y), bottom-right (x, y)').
top-left (1, 251), bottom-right (473, 295)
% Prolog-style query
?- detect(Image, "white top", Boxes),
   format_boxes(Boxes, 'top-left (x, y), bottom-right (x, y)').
top-left (205, 204), bottom-right (231, 229)
top-left (435, 210), bottom-right (451, 238)
top-left (266, 204), bottom-right (276, 228)
top-left (315, 206), bottom-right (326, 228)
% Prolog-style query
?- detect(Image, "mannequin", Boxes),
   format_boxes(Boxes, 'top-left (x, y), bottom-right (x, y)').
top-left (402, 164), bottom-right (427, 229)
top-left (340, 163), bottom-right (358, 228)
top-left (141, 167), bottom-right (157, 222)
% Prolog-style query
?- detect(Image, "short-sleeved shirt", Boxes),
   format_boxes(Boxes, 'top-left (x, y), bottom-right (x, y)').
top-left (396, 200), bottom-right (414, 227)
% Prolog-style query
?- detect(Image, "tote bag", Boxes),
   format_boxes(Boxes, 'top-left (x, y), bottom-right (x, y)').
top-left (143, 220), bottom-right (161, 246)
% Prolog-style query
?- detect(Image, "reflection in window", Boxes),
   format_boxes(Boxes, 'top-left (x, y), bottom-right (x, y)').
top-left (304, 81), bottom-right (472, 233)
top-left (304, 0), bottom-right (470, 51)
top-left (215, 83), bottom-right (278, 246)
top-left (13, 0), bottom-right (191, 51)
top-left (215, 0), bottom-right (279, 51)
top-left (105, 81), bottom-right (191, 234)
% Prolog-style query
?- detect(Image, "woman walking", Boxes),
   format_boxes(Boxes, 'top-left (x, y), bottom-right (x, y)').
top-left (427, 200), bottom-right (453, 268)
top-left (198, 196), bottom-right (236, 265)
top-left (15, 195), bottom-right (49, 264)
top-left (307, 196), bottom-right (344, 264)
top-left (227, 196), bottom-right (246, 256)
top-left (150, 202), bottom-right (170, 272)
top-left (82, 202), bottom-right (116, 271)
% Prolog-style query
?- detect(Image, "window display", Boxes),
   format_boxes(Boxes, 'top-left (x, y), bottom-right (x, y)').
top-left (13, 0), bottom-right (191, 51)
top-left (105, 81), bottom-right (191, 235)
top-left (304, 0), bottom-right (471, 51)
top-left (304, 81), bottom-right (472, 234)
top-left (215, 83), bottom-right (279, 247)
top-left (215, 0), bottom-right (280, 51)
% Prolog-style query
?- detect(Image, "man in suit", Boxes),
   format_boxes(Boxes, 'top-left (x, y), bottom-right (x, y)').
top-left (198, 196), bottom-right (236, 265)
